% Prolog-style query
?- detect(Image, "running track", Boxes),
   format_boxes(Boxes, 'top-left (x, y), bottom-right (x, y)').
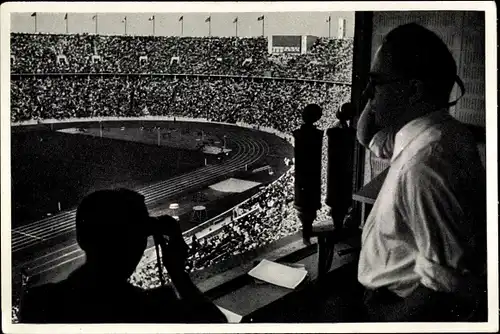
top-left (12, 122), bottom-right (271, 280)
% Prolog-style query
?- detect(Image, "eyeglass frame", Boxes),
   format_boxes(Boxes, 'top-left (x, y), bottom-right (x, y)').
top-left (361, 72), bottom-right (465, 109)
top-left (361, 73), bottom-right (411, 102)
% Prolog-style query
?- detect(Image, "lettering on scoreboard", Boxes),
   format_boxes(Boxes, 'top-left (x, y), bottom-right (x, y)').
top-left (272, 46), bottom-right (301, 53)
top-left (271, 36), bottom-right (302, 54)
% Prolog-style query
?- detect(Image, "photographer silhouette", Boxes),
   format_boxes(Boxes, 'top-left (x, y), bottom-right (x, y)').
top-left (20, 188), bottom-right (226, 323)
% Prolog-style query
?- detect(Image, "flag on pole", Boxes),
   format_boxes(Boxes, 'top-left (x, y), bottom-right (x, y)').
top-left (258, 15), bottom-right (265, 36)
top-left (122, 16), bottom-right (127, 35)
top-left (92, 13), bottom-right (98, 34)
top-left (179, 15), bottom-right (184, 36)
top-left (205, 16), bottom-right (211, 23)
top-left (149, 15), bottom-right (155, 35)
top-left (326, 16), bottom-right (331, 22)
top-left (64, 13), bottom-right (69, 33)
top-left (233, 17), bottom-right (238, 23)
top-left (32, 12), bottom-right (38, 33)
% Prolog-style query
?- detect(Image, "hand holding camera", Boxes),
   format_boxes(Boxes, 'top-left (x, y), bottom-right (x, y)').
top-left (149, 216), bottom-right (189, 275)
top-left (147, 215), bottom-right (227, 322)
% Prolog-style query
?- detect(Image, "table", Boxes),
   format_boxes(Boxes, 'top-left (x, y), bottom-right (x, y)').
top-left (192, 205), bottom-right (207, 223)
top-left (352, 168), bottom-right (389, 226)
top-left (212, 240), bottom-right (359, 322)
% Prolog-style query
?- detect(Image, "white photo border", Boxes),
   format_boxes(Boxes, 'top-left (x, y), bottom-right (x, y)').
top-left (1, 1), bottom-right (497, 333)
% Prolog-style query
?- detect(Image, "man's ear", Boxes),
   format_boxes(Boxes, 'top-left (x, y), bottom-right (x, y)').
top-left (408, 79), bottom-right (426, 105)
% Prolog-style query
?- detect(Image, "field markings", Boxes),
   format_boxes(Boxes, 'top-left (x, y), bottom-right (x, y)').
top-left (12, 230), bottom-right (44, 241)
top-left (13, 242), bottom-right (81, 271)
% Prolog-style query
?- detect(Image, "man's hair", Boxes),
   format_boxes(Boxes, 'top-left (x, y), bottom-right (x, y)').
top-left (75, 188), bottom-right (149, 252)
top-left (382, 23), bottom-right (457, 106)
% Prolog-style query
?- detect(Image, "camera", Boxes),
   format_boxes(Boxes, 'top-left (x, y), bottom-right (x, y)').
top-left (145, 215), bottom-right (188, 254)
top-left (145, 215), bottom-right (178, 238)
top-left (145, 215), bottom-right (189, 286)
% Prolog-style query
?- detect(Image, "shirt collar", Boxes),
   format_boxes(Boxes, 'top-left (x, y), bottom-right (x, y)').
top-left (391, 109), bottom-right (452, 163)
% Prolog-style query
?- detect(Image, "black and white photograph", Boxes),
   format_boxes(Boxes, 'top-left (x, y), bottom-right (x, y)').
top-left (1, 1), bottom-right (497, 333)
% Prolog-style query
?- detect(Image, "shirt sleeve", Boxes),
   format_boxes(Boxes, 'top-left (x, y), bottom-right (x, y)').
top-left (400, 160), bottom-right (469, 293)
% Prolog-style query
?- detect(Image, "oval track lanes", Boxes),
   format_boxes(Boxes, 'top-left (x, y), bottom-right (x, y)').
top-left (12, 125), bottom-right (269, 254)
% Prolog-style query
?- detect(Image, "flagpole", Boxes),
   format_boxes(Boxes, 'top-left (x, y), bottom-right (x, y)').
top-left (94, 13), bottom-right (98, 34)
top-left (65, 14), bottom-right (68, 34)
top-left (235, 18), bottom-right (238, 37)
top-left (328, 16), bottom-right (331, 38)
top-left (209, 19), bottom-right (211, 37)
top-left (263, 17), bottom-right (265, 36)
top-left (125, 18), bottom-right (127, 35)
top-left (181, 18), bottom-right (184, 36)
top-left (34, 14), bottom-right (37, 33)
top-left (152, 17), bottom-right (155, 36)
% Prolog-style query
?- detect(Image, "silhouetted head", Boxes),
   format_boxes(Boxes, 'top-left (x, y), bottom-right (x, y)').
top-left (336, 102), bottom-right (354, 122)
top-left (360, 23), bottom-right (459, 134)
top-left (379, 23), bottom-right (457, 107)
top-left (76, 188), bottom-right (150, 282)
top-left (302, 104), bottom-right (322, 125)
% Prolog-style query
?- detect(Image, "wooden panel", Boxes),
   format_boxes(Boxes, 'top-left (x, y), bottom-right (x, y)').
top-left (353, 168), bottom-right (389, 205)
top-left (363, 152), bottom-right (389, 185)
top-left (451, 10), bottom-right (484, 123)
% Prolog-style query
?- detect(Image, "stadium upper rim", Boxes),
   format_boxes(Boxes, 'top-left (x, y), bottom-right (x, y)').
top-left (10, 31), bottom-right (355, 39)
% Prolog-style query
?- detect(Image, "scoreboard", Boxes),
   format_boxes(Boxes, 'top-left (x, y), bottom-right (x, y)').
top-left (271, 36), bottom-right (302, 54)
top-left (269, 35), bottom-right (319, 55)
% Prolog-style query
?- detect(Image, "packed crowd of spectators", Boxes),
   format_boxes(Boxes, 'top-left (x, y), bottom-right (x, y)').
top-left (12, 76), bottom-right (350, 133)
top-left (11, 33), bottom-right (352, 81)
top-left (267, 38), bottom-right (353, 82)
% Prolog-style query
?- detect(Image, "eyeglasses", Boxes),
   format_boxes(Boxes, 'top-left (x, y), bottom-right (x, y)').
top-left (362, 74), bottom-right (408, 101)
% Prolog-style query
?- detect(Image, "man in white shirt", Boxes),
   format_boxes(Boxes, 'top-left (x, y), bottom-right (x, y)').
top-left (356, 23), bottom-right (486, 321)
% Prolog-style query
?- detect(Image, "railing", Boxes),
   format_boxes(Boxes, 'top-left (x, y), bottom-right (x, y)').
top-left (197, 207), bottom-right (261, 241)
top-left (181, 167), bottom-right (292, 243)
top-left (10, 72), bottom-right (352, 87)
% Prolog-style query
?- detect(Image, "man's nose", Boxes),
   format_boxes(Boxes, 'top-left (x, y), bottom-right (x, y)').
top-left (361, 83), bottom-right (374, 103)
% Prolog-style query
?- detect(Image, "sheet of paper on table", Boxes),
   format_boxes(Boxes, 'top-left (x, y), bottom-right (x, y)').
top-left (248, 259), bottom-right (308, 289)
top-left (217, 305), bottom-right (243, 323)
